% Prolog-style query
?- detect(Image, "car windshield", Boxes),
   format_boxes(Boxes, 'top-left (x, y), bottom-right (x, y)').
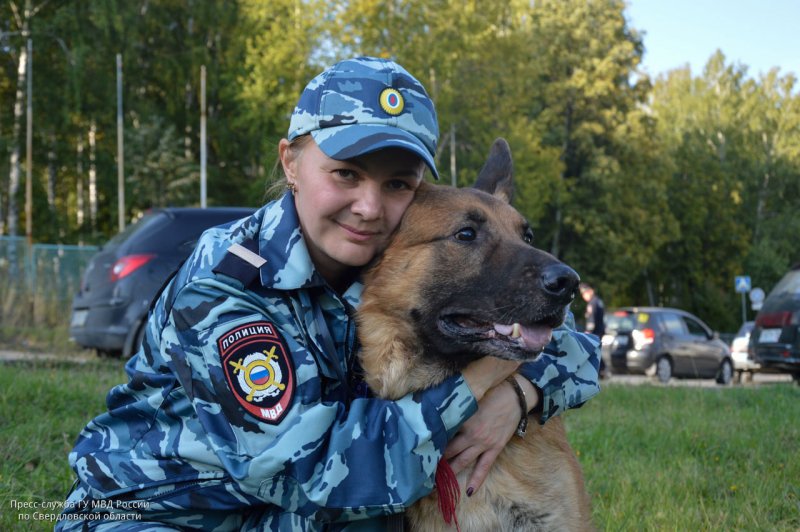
top-left (606, 310), bottom-right (650, 333)
top-left (735, 321), bottom-right (754, 338)
top-left (105, 212), bottom-right (161, 247)
top-left (762, 269), bottom-right (800, 313)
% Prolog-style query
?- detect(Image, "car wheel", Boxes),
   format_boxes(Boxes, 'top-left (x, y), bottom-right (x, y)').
top-left (125, 322), bottom-right (147, 359)
top-left (655, 356), bottom-right (672, 384)
top-left (716, 359), bottom-right (733, 385)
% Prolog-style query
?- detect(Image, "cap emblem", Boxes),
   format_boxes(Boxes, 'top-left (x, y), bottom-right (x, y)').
top-left (379, 88), bottom-right (404, 115)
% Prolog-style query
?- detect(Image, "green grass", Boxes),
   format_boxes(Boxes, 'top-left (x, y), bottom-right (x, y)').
top-left (1, 360), bottom-right (798, 530)
top-left (0, 359), bottom-right (127, 531)
top-left (0, 325), bottom-right (85, 356)
top-left (565, 382), bottom-right (800, 530)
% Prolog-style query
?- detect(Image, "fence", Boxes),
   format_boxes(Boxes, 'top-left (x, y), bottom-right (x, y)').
top-left (0, 236), bottom-right (98, 329)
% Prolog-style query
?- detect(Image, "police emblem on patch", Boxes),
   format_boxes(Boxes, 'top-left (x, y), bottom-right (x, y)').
top-left (218, 321), bottom-right (294, 423)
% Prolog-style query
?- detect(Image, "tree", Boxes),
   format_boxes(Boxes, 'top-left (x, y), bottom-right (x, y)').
top-left (650, 52), bottom-right (800, 329)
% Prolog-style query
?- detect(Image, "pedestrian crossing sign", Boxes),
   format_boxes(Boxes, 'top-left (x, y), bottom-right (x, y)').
top-left (735, 276), bottom-right (751, 293)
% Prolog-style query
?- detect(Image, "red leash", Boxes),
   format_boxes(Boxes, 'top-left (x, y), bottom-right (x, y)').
top-left (434, 458), bottom-right (462, 532)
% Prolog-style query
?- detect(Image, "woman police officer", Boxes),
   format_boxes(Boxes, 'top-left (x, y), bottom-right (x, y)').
top-left (57, 57), bottom-right (600, 531)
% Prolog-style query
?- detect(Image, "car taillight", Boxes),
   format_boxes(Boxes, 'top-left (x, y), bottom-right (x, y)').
top-left (110, 254), bottom-right (155, 282)
top-left (756, 311), bottom-right (792, 328)
top-left (632, 328), bottom-right (655, 350)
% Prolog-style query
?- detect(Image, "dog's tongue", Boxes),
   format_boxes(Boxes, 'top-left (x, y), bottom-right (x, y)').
top-left (494, 323), bottom-right (553, 352)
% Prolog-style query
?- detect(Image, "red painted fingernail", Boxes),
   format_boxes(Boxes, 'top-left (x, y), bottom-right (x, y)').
top-left (466, 486), bottom-right (474, 497)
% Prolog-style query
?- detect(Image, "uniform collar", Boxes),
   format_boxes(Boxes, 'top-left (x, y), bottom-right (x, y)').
top-left (257, 192), bottom-right (364, 305)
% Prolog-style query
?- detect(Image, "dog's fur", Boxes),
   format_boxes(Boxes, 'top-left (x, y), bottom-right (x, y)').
top-left (357, 139), bottom-right (593, 531)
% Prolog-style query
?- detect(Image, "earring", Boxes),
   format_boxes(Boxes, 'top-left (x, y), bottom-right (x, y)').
top-left (287, 181), bottom-right (297, 194)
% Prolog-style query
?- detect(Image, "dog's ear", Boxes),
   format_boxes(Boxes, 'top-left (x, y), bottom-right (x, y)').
top-left (473, 138), bottom-right (514, 204)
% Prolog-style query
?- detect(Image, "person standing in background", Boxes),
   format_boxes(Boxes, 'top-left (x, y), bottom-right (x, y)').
top-left (580, 282), bottom-right (606, 377)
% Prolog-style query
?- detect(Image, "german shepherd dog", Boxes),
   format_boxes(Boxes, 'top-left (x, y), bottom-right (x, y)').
top-left (357, 139), bottom-right (593, 531)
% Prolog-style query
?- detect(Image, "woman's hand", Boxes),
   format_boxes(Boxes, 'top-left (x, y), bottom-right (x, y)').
top-left (445, 372), bottom-right (540, 496)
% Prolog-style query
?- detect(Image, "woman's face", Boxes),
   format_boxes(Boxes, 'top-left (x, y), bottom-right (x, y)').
top-left (280, 138), bottom-right (424, 286)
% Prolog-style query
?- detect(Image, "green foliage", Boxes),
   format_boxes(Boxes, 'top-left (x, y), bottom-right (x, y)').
top-left (0, 0), bottom-right (798, 330)
top-left (125, 116), bottom-right (198, 212)
top-left (650, 53), bottom-right (800, 329)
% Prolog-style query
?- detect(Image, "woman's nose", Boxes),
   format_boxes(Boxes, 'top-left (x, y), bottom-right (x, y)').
top-left (351, 183), bottom-right (383, 220)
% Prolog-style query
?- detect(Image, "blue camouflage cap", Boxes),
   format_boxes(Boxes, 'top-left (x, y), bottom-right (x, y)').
top-left (288, 57), bottom-right (440, 179)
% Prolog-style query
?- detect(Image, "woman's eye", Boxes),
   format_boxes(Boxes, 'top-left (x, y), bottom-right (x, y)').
top-left (387, 179), bottom-right (412, 191)
top-left (334, 169), bottom-right (357, 180)
top-left (454, 227), bottom-right (477, 241)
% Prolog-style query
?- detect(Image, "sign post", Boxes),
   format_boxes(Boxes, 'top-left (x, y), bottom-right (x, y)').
top-left (749, 287), bottom-right (765, 313)
top-left (735, 276), bottom-right (752, 324)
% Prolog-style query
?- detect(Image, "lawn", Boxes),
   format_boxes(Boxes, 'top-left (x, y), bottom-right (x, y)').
top-left (565, 381), bottom-right (800, 530)
top-left (1, 359), bottom-right (798, 530)
top-left (1, 359), bottom-right (127, 531)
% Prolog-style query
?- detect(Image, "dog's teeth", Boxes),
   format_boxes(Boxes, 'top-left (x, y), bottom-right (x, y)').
top-left (511, 323), bottom-right (521, 338)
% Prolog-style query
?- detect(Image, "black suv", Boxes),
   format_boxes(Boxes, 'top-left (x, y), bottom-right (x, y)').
top-left (70, 207), bottom-right (255, 357)
top-left (602, 307), bottom-right (733, 384)
top-left (751, 264), bottom-right (800, 382)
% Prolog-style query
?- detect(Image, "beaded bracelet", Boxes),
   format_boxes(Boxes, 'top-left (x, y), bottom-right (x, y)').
top-left (505, 375), bottom-right (528, 438)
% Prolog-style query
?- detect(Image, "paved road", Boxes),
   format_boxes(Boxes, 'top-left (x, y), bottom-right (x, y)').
top-left (2, 349), bottom-right (797, 388)
top-left (0, 349), bottom-right (95, 363)
top-left (603, 372), bottom-right (794, 387)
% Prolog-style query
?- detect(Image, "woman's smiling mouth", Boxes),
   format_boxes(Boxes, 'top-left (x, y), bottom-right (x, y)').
top-left (337, 222), bottom-right (381, 242)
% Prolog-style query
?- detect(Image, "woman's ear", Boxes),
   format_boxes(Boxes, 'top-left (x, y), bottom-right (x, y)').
top-left (278, 138), bottom-right (297, 181)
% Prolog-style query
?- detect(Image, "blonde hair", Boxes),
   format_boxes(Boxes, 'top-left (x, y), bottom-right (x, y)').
top-left (265, 135), bottom-right (314, 200)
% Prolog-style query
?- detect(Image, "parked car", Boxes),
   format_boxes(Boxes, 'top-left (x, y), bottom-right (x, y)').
top-left (730, 321), bottom-right (758, 381)
top-left (601, 307), bottom-right (733, 384)
top-left (70, 207), bottom-right (255, 358)
top-left (750, 264), bottom-right (800, 383)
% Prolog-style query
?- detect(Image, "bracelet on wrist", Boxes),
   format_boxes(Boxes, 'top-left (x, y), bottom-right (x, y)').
top-left (505, 375), bottom-right (528, 438)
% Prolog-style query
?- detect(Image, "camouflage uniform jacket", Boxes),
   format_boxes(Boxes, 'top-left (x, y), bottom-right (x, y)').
top-left (61, 193), bottom-right (600, 531)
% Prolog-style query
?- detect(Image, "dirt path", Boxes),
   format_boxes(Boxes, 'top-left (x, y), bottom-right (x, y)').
top-left (0, 349), bottom-right (95, 363)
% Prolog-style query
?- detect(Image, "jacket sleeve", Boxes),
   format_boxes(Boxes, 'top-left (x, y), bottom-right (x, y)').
top-left (518, 310), bottom-right (601, 423)
top-left (163, 278), bottom-right (478, 522)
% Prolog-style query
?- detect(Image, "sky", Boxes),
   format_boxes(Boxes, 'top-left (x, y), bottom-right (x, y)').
top-left (625, 0), bottom-right (800, 79)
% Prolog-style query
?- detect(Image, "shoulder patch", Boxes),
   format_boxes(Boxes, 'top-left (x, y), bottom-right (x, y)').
top-left (218, 321), bottom-right (295, 423)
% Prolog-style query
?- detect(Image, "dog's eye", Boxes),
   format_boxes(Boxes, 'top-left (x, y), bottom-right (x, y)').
top-left (523, 229), bottom-right (534, 245)
top-left (454, 227), bottom-right (477, 241)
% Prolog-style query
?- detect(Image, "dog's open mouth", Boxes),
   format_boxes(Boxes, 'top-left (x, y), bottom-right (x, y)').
top-left (438, 312), bottom-right (563, 356)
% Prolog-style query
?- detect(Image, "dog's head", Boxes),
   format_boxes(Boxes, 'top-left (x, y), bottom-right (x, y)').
top-left (362, 138), bottom-right (579, 371)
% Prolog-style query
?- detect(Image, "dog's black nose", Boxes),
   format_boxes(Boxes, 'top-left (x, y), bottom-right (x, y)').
top-left (540, 263), bottom-right (580, 303)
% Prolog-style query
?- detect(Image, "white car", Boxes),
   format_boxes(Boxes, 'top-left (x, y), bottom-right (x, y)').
top-left (730, 321), bottom-right (758, 380)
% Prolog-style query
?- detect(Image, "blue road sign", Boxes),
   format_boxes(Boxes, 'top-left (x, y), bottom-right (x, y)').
top-left (735, 276), bottom-right (751, 293)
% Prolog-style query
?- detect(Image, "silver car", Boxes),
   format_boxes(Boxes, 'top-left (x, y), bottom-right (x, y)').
top-left (602, 307), bottom-right (734, 385)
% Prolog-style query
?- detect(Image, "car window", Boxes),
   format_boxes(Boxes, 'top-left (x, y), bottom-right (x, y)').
top-left (735, 321), bottom-right (754, 338)
top-left (177, 239), bottom-right (200, 255)
top-left (106, 212), bottom-right (161, 247)
top-left (762, 269), bottom-right (800, 313)
top-left (769, 269), bottom-right (800, 297)
top-left (125, 210), bottom-right (251, 254)
top-left (606, 312), bottom-right (637, 332)
top-left (660, 313), bottom-right (686, 335)
top-left (683, 316), bottom-right (709, 338)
